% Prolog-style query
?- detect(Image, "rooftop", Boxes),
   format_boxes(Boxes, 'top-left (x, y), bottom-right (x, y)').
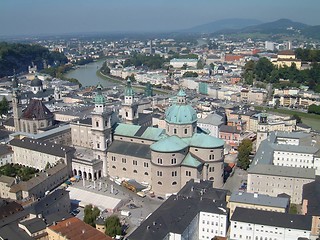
top-left (231, 207), bottom-right (311, 230)
top-left (48, 217), bottom-right (112, 240)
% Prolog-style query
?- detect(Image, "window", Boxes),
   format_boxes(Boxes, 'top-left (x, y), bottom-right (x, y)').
top-left (172, 171), bottom-right (177, 177)
top-left (133, 160), bottom-right (137, 165)
top-left (186, 171), bottom-right (191, 176)
top-left (172, 181), bottom-right (177, 185)
top-left (111, 156), bottom-right (116, 161)
top-left (96, 121), bottom-right (99, 127)
top-left (184, 129), bottom-right (188, 134)
top-left (209, 154), bottom-right (214, 160)
top-left (157, 158), bottom-right (163, 164)
top-left (97, 143), bottom-right (100, 149)
top-left (158, 181), bottom-right (162, 185)
top-left (171, 158), bottom-right (177, 164)
top-left (209, 167), bottom-right (214, 172)
top-left (133, 170), bottom-right (137, 173)
top-left (144, 172), bottom-right (148, 175)
top-left (122, 158), bottom-right (126, 163)
top-left (157, 171), bottom-right (163, 177)
top-left (144, 162), bottom-right (148, 167)
top-left (123, 168), bottom-right (126, 171)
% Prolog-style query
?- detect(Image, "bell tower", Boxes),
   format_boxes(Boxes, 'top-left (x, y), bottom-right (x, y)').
top-left (121, 79), bottom-right (138, 124)
top-left (12, 74), bottom-right (22, 132)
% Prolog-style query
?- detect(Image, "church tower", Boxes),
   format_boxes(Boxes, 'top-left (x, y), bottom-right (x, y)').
top-left (256, 112), bottom-right (269, 151)
top-left (121, 79), bottom-right (138, 124)
top-left (12, 74), bottom-right (22, 132)
top-left (91, 84), bottom-right (112, 176)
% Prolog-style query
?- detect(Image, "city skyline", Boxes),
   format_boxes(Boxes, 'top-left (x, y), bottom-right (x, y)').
top-left (1, 0), bottom-right (320, 36)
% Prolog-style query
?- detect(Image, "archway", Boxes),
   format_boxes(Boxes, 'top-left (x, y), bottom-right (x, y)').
top-left (94, 172), bottom-right (97, 180)
top-left (98, 170), bottom-right (102, 178)
top-left (73, 169), bottom-right (77, 176)
top-left (78, 170), bottom-right (82, 178)
top-left (83, 171), bottom-right (87, 180)
top-left (88, 173), bottom-right (92, 180)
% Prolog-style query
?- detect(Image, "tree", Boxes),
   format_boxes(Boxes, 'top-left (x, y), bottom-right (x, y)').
top-left (292, 114), bottom-right (302, 123)
top-left (0, 96), bottom-right (9, 115)
top-left (182, 71), bottom-right (198, 78)
top-left (83, 204), bottom-right (100, 227)
top-left (196, 60), bottom-right (204, 69)
top-left (237, 139), bottom-right (253, 170)
top-left (105, 215), bottom-right (122, 237)
top-left (254, 57), bottom-right (274, 82)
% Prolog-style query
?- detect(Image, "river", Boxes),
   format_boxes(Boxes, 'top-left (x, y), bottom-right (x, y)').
top-left (64, 59), bottom-right (116, 88)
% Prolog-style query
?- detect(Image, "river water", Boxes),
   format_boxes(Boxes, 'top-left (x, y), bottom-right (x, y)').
top-left (64, 59), bottom-right (116, 88)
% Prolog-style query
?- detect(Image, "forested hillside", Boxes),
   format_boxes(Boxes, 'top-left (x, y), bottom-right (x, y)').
top-left (0, 42), bottom-right (67, 77)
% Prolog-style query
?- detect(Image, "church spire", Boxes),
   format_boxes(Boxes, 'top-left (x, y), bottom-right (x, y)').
top-left (124, 79), bottom-right (134, 105)
top-left (93, 83), bottom-right (106, 113)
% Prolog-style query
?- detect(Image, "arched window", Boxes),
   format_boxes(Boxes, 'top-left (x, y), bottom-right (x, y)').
top-left (158, 181), bottom-right (162, 185)
top-left (144, 172), bottom-right (148, 175)
top-left (123, 168), bottom-right (126, 171)
top-left (172, 181), bottom-right (177, 185)
top-left (96, 121), bottom-right (99, 127)
top-left (112, 165), bottom-right (116, 169)
top-left (133, 170), bottom-right (137, 173)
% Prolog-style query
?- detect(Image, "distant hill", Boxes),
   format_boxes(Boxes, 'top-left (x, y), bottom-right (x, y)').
top-left (239, 18), bottom-right (309, 34)
top-left (0, 42), bottom-right (67, 77)
top-left (301, 25), bottom-right (320, 39)
top-left (214, 18), bottom-right (309, 36)
top-left (182, 18), bottom-right (262, 33)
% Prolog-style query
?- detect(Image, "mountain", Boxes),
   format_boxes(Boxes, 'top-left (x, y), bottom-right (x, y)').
top-left (183, 18), bottom-right (263, 33)
top-left (301, 25), bottom-right (320, 39)
top-left (215, 18), bottom-right (309, 35)
top-left (240, 18), bottom-right (309, 34)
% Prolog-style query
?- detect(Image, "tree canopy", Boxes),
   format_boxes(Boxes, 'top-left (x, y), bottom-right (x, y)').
top-left (0, 97), bottom-right (9, 116)
top-left (83, 204), bottom-right (100, 227)
top-left (123, 53), bottom-right (166, 70)
top-left (182, 71), bottom-right (198, 78)
top-left (0, 42), bottom-right (67, 77)
top-left (237, 139), bottom-right (253, 170)
top-left (105, 215), bottom-right (122, 237)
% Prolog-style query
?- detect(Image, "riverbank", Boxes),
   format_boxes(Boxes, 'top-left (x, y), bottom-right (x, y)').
top-left (96, 69), bottom-right (169, 95)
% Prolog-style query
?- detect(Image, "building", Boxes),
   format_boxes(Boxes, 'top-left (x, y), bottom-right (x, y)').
top-left (302, 181), bottom-right (320, 237)
top-left (127, 179), bottom-right (229, 240)
top-left (3, 163), bottom-right (69, 200)
top-left (228, 191), bottom-right (289, 219)
top-left (230, 207), bottom-right (312, 240)
top-left (107, 89), bottom-right (225, 196)
top-left (47, 217), bottom-right (113, 240)
top-left (9, 137), bottom-right (75, 173)
top-left (197, 113), bottom-right (225, 138)
top-left (247, 164), bottom-right (315, 204)
top-left (170, 58), bottom-right (198, 68)
top-left (253, 131), bottom-right (320, 175)
top-left (0, 145), bottom-right (13, 166)
top-left (272, 50), bottom-right (302, 70)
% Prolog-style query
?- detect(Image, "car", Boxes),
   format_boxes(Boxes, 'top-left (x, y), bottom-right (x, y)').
top-left (127, 204), bottom-right (137, 209)
top-left (71, 209), bottom-right (80, 216)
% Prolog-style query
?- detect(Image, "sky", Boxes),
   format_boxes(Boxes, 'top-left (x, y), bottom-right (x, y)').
top-left (1, 0), bottom-right (320, 36)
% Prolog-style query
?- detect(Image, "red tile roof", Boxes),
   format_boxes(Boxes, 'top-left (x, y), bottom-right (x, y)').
top-left (48, 217), bottom-right (113, 240)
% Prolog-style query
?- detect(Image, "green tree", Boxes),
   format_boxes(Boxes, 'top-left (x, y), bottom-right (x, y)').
top-left (0, 96), bottom-right (9, 115)
top-left (292, 114), bottom-right (302, 123)
top-left (182, 71), bottom-right (198, 78)
top-left (105, 215), bottom-right (122, 237)
top-left (83, 204), bottom-right (100, 227)
top-left (237, 139), bottom-right (253, 170)
top-left (254, 57), bottom-right (274, 82)
top-left (196, 60), bottom-right (204, 69)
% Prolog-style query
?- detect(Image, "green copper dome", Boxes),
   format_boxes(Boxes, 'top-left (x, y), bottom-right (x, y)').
top-left (150, 135), bottom-right (188, 152)
top-left (165, 89), bottom-right (197, 125)
top-left (94, 83), bottom-right (106, 104)
top-left (165, 105), bottom-right (197, 124)
top-left (125, 79), bottom-right (134, 96)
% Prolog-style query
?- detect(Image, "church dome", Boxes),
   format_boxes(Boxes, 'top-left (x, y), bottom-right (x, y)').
top-left (94, 84), bottom-right (106, 104)
top-left (30, 77), bottom-right (43, 87)
top-left (165, 89), bottom-right (197, 125)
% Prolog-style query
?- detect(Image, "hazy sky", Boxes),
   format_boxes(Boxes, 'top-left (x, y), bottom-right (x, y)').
top-left (1, 0), bottom-right (320, 36)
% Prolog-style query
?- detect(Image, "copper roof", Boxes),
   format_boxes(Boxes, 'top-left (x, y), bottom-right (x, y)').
top-left (21, 99), bottom-right (53, 120)
top-left (48, 217), bottom-right (113, 240)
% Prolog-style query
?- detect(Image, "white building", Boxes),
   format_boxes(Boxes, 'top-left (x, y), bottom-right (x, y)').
top-left (170, 58), bottom-right (198, 68)
top-left (230, 207), bottom-right (312, 240)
